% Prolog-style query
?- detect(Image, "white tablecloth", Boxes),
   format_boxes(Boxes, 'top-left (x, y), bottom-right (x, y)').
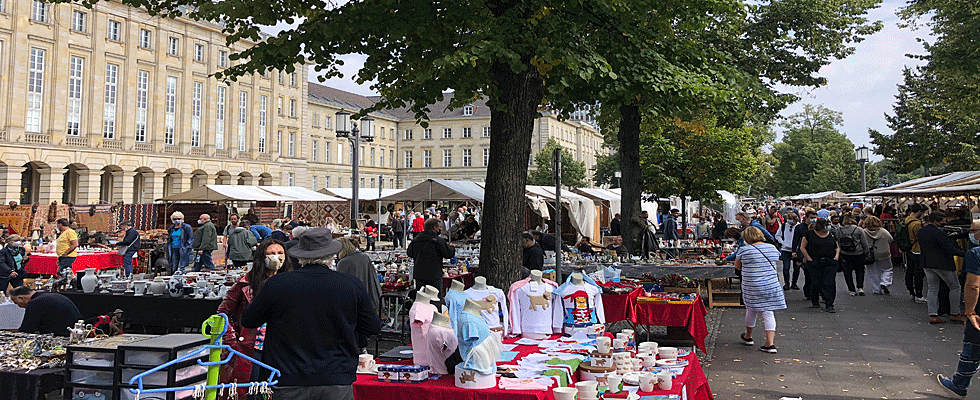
top-left (0, 299), bottom-right (25, 329)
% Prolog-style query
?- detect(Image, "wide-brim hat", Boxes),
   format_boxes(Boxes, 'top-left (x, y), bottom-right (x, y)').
top-left (287, 227), bottom-right (343, 260)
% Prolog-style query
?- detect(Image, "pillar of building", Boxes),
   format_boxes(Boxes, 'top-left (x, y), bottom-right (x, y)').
top-left (112, 170), bottom-right (133, 205)
top-left (36, 168), bottom-right (66, 205)
top-left (75, 169), bottom-right (103, 205)
top-left (0, 165), bottom-right (25, 205)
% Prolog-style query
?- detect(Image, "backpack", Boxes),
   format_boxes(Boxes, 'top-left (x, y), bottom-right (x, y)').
top-left (838, 227), bottom-right (859, 253)
top-left (894, 219), bottom-right (914, 252)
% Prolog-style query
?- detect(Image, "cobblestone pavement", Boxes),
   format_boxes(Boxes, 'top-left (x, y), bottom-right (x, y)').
top-left (706, 265), bottom-right (971, 399)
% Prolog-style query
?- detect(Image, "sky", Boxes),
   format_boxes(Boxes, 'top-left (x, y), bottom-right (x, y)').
top-left (291, 0), bottom-right (931, 161)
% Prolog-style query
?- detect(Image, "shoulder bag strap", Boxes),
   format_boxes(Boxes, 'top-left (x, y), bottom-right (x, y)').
top-left (749, 244), bottom-right (778, 272)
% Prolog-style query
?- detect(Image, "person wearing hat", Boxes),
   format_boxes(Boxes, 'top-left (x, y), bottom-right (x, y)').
top-left (241, 228), bottom-right (381, 399)
top-left (116, 221), bottom-right (140, 277)
top-left (0, 235), bottom-right (28, 290)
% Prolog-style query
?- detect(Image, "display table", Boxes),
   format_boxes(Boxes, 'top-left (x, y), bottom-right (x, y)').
top-left (0, 300), bottom-right (25, 329)
top-left (61, 291), bottom-right (220, 330)
top-left (353, 336), bottom-right (712, 400)
top-left (25, 252), bottom-right (124, 275)
top-left (601, 289), bottom-right (638, 324)
top-left (443, 272), bottom-right (475, 293)
top-left (0, 367), bottom-right (62, 400)
top-left (629, 292), bottom-right (709, 351)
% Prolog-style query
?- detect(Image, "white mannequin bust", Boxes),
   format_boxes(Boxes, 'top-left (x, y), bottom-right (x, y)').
top-left (530, 270), bottom-right (544, 284)
top-left (431, 311), bottom-right (451, 329)
top-left (450, 279), bottom-right (466, 293)
top-left (471, 276), bottom-right (489, 291)
top-left (571, 272), bottom-right (584, 285)
top-left (415, 291), bottom-right (434, 305)
top-left (422, 285), bottom-right (440, 298)
top-left (463, 298), bottom-right (483, 316)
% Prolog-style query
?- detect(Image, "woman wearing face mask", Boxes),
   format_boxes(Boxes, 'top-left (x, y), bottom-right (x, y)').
top-left (216, 238), bottom-right (291, 399)
top-left (777, 213), bottom-right (801, 290)
top-left (0, 235), bottom-right (28, 291)
top-left (793, 210), bottom-right (818, 300)
top-left (166, 211), bottom-right (194, 274)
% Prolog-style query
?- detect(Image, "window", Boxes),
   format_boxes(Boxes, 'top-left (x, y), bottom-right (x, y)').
top-left (404, 150), bottom-right (413, 168)
top-left (165, 76), bottom-right (177, 145)
top-left (463, 105), bottom-right (474, 116)
top-left (26, 48), bottom-right (44, 133)
top-left (483, 126), bottom-right (491, 137)
top-left (277, 97), bottom-right (283, 115)
top-left (337, 143), bottom-right (343, 163)
top-left (370, 178), bottom-right (375, 189)
top-left (218, 50), bottom-right (228, 68)
top-left (103, 63), bottom-right (118, 140)
top-left (66, 56), bottom-right (84, 137)
top-left (325, 176), bottom-right (331, 188)
top-left (324, 141), bottom-right (331, 162)
top-left (389, 150), bottom-right (394, 168)
top-left (139, 29), bottom-right (151, 49)
top-left (462, 148), bottom-right (472, 167)
top-left (443, 128), bottom-right (452, 139)
top-left (107, 20), bottom-right (121, 41)
top-left (168, 37), bottom-right (179, 56)
top-left (278, 71), bottom-right (284, 85)
top-left (390, 179), bottom-right (394, 189)
top-left (258, 95), bottom-right (267, 152)
top-left (72, 11), bottom-right (87, 32)
top-left (288, 132), bottom-right (295, 156)
top-left (290, 72), bottom-right (297, 87)
top-left (379, 148), bottom-right (384, 167)
top-left (135, 70), bottom-right (149, 142)
top-left (192, 81), bottom-right (202, 147)
top-left (423, 129), bottom-right (432, 139)
top-left (194, 44), bottom-right (204, 62)
top-left (404, 129), bottom-right (413, 140)
top-left (443, 149), bottom-right (452, 167)
top-left (370, 147), bottom-right (376, 166)
top-left (287, 173), bottom-right (294, 186)
top-left (289, 99), bottom-right (296, 117)
top-left (238, 91), bottom-right (248, 151)
top-left (312, 176), bottom-right (317, 190)
top-left (276, 130), bottom-right (282, 153)
top-left (312, 139), bottom-right (319, 161)
top-left (216, 85), bottom-right (226, 149)
top-left (483, 148), bottom-right (490, 167)
top-left (31, 1), bottom-right (48, 23)
top-left (390, 128), bottom-right (394, 140)
top-left (423, 150), bottom-right (431, 168)
top-left (325, 116), bottom-right (332, 130)
top-left (463, 127), bottom-right (472, 138)
top-left (312, 113), bottom-right (319, 128)
top-left (359, 146), bottom-right (364, 166)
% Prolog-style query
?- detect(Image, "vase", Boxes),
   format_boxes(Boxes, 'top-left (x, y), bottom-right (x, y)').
top-left (80, 268), bottom-right (99, 293)
top-left (167, 274), bottom-right (184, 298)
top-left (148, 277), bottom-right (167, 296)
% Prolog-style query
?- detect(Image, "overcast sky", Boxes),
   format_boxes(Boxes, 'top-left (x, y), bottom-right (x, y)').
top-left (296, 0), bottom-right (929, 160)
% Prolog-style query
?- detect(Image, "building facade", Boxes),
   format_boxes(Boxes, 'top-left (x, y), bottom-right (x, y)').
top-left (0, 1), bottom-right (607, 205)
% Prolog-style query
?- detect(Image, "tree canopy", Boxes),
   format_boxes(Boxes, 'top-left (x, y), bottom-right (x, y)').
top-left (527, 139), bottom-right (587, 189)
top-left (771, 105), bottom-right (865, 195)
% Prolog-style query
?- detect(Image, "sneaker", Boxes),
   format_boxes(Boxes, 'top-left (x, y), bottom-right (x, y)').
top-left (858, 289), bottom-right (866, 296)
top-left (930, 316), bottom-right (947, 324)
top-left (783, 284), bottom-right (790, 291)
top-left (791, 285), bottom-right (800, 290)
top-left (881, 285), bottom-right (890, 294)
top-left (825, 307), bottom-right (836, 313)
top-left (915, 297), bottom-right (929, 304)
top-left (849, 291), bottom-right (857, 296)
top-left (740, 333), bottom-right (754, 346)
top-left (950, 315), bottom-right (968, 324)
top-left (760, 345), bottom-right (777, 353)
top-left (810, 304), bottom-right (822, 309)
top-left (938, 374), bottom-right (967, 397)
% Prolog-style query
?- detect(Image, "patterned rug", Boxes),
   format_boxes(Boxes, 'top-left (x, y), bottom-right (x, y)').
top-left (117, 204), bottom-right (157, 231)
top-left (72, 204), bottom-right (117, 233)
top-left (30, 204), bottom-right (71, 237)
top-left (293, 201), bottom-right (348, 226)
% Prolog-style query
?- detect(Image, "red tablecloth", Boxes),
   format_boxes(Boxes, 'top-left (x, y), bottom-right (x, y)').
top-left (25, 253), bottom-right (124, 275)
top-left (443, 272), bottom-right (476, 292)
top-left (354, 336), bottom-right (712, 400)
top-left (629, 292), bottom-right (709, 351)
top-left (601, 290), bottom-right (637, 323)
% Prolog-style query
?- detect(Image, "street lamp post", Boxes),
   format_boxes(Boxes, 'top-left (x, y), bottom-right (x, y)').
top-left (614, 171), bottom-right (621, 188)
top-left (336, 109), bottom-right (374, 231)
top-left (855, 145), bottom-right (869, 192)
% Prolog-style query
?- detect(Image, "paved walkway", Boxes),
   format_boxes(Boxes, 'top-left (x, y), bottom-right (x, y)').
top-left (706, 265), bottom-right (972, 399)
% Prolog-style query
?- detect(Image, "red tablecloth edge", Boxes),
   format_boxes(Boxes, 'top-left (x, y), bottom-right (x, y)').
top-left (24, 253), bottom-right (124, 275)
top-left (629, 294), bottom-right (709, 352)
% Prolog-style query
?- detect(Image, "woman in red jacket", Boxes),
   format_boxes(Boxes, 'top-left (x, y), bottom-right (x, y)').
top-left (217, 238), bottom-right (291, 398)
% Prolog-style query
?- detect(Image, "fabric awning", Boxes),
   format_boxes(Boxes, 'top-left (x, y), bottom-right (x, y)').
top-left (259, 186), bottom-right (344, 202)
top-left (158, 185), bottom-right (296, 202)
top-left (854, 171), bottom-right (980, 197)
top-left (377, 179), bottom-right (486, 203)
top-left (319, 188), bottom-right (405, 201)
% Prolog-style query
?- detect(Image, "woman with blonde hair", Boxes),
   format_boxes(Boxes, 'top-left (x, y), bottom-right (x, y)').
top-left (336, 237), bottom-right (381, 311)
top-left (325, 217), bottom-right (339, 233)
top-left (863, 216), bottom-right (894, 294)
top-left (166, 211), bottom-right (193, 274)
top-left (735, 226), bottom-right (786, 353)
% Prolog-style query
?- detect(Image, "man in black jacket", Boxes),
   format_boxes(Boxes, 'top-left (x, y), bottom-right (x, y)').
top-left (0, 235), bottom-right (27, 290)
top-left (610, 213), bottom-right (622, 236)
top-left (793, 210), bottom-right (817, 297)
top-left (9, 285), bottom-right (83, 336)
top-left (116, 221), bottom-right (140, 277)
top-left (242, 228), bottom-right (381, 399)
top-left (522, 233), bottom-right (544, 271)
top-left (407, 218), bottom-right (455, 291)
top-left (918, 211), bottom-right (967, 324)
top-left (532, 231), bottom-right (573, 253)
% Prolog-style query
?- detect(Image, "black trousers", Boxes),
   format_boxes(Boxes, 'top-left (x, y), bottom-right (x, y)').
top-left (392, 231), bottom-right (404, 248)
top-left (905, 252), bottom-right (925, 297)
top-left (841, 253), bottom-right (866, 292)
top-left (808, 259), bottom-right (839, 308)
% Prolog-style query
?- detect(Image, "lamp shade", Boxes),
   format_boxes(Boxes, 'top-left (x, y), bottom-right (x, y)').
top-left (335, 109), bottom-right (351, 134)
top-left (855, 145), bottom-right (869, 162)
top-left (359, 116), bottom-right (375, 140)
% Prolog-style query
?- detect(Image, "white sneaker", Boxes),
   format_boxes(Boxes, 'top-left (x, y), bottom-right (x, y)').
top-left (849, 291), bottom-right (857, 296)
top-left (915, 297), bottom-right (928, 304)
top-left (858, 289), bottom-right (865, 296)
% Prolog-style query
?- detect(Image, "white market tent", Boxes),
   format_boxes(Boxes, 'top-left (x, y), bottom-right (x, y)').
top-left (257, 186), bottom-right (345, 202)
top-left (855, 171), bottom-right (980, 197)
top-left (608, 188), bottom-right (659, 220)
top-left (783, 190), bottom-right (850, 202)
top-left (158, 185), bottom-right (300, 202)
top-left (319, 188), bottom-right (405, 201)
top-left (377, 179), bottom-right (486, 203)
top-left (526, 185), bottom-right (597, 240)
top-left (575, 188), bottom-right (622, 217)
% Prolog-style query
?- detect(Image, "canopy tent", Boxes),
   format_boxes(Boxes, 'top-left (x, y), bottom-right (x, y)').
top-left (855, 171), bottom-right (980, 197)
top-left (258, 186), bottom-right (345, 202)
top-left (377, 179), bottom-right (486, 203)
top-left (525, 185), bottom-right (597, 240)
top-left (158, 185), bottom-right (298, 202)
top-left (715, 190), bottom-right (741, 224)
top-left (782, 190), bottom-right (850, 202)
top-left (318, 188), bottom-right (405, 201)
top-left (575, 188), bottom-right (622, 216)
top-left (608, 188), bottom-right (659, 222)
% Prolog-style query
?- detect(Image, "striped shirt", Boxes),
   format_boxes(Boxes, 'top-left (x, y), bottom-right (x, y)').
top-left (736, 243), bottom-right (787, 311)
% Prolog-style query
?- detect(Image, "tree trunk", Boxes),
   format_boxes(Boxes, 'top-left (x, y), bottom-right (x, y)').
top-left (481, 60), bottom-right (544, 289)
top-left (617, 103), bottom-right (643, 256)
top-left (680, 194), bottom-right (688, 239)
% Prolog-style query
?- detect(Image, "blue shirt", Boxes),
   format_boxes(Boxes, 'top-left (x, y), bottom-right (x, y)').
top-left (750, 220), bottom-right (776, 243)
top-left (457, 311), bottom-right (494, 375)
top-left (444, 289), bottom-right (467, 331)
top-left (171, 227), bottom-right (182, 248)
top-left (964, 247), bottom-right (980, 277)
top-left (250, 225), bottom-right (273, 241)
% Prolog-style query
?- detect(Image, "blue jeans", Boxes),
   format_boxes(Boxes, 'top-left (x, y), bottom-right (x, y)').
top-left (953, 323), bottom-right (980, 390)
top-left (57, 257), bottom-right (76, 279)
top-left (122, 246), bottom-right (139, 277)
top-left (193, 250), bottom-right (214, 272)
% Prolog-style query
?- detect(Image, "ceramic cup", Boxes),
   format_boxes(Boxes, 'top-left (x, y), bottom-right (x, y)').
top-left (622, 329), bottom-right (635, 341)
top-left (640, 354), bottom-right (658, 368)
top-left (596, 336), bottom-right (612, 353)
top-left (606, 373), bottom-right (623, 393)
top-left (357, 354), bottom-right (375, 372)
top-left (612, 352), bottom-right (631, 364)
top-left (575, 381), bottom-right (599, 397)
top-left (639, 341), bottom-right (659, 354)
top-left (658, 346), bottom-right (678, 360)
top-left (553, 387), bottom-right (578, 400)
top-left (613, 338), bottom-right (626, 351)
top-left (658, 371), bottom-right (673, 390)
top-left (616, 332), bottom-right (630, 342)
top-left (639, 372), bottom-right (657, 392)
top-left (630, 358), bottom-right (643, 371)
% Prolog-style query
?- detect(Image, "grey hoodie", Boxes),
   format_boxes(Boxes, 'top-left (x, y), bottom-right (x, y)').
top-left (866, 228), bottom-right (894, 261)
